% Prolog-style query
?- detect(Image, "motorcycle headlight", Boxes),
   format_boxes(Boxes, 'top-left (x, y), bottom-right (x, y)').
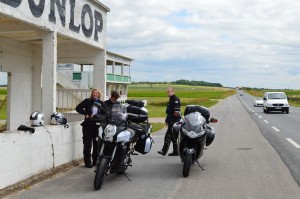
top-left (98, 126), bottom-right (103, 138)
top-left (182, 127), bottom-right (205, 138)
top-left (104, 124), bottom-right (117, 142)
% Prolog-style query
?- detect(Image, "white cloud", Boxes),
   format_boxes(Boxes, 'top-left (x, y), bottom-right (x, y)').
top-left (101, 0), bottom-right (300, 89)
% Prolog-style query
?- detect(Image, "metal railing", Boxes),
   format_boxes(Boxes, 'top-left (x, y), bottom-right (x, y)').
top-left (56, 88), bottom-right (92, 123)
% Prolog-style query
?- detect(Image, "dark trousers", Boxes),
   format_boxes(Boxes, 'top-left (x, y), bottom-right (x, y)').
top-left (82, 125), bottom-right (99, 164)
top-left (162, 123), bottom-right (178, 153)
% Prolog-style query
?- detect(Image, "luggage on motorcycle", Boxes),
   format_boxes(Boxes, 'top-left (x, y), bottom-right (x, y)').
top-left (184, 105), bottom-right (210, 122)
top-left (126, 105), bottom-right (148, 123)
top-left (205, 126), bottom-right (215, 146)
top-left (125, 100), bottom-right (145, 107)
top-left (134, 132), bottom-right (153, 154)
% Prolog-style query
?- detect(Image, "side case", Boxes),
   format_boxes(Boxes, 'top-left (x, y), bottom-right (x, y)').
top-left (134, 132), bottom-right (153, 154)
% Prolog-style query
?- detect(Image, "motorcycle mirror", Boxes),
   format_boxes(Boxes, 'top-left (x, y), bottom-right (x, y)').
top-left (209, 118), bottom-right (218, 123)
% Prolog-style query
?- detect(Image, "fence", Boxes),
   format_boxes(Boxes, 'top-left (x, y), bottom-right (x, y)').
top-left (56, 88), bottom-right (92, 122)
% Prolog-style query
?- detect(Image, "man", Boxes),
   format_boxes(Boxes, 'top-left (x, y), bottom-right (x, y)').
top-left (158, 87), bottom-right (181, 156)
top-left (105, 90), bottom-right (120, 111)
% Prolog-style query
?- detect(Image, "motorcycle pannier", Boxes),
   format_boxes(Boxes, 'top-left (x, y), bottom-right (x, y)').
top-left (206, 126), bottom-right (215, 146)
top-left (184, 105), bottom-right (210, 122)
top-left (126, 105), bottom-right (148, 123)
top-left (125, 100), bottom-right (145, 107)
top-left (135, 133), bottom-right (153, 154)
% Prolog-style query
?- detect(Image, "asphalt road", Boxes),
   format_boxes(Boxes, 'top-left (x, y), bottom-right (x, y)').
top-left (6, 95), bottom-right (300, 199)
top-left (238, 91), bottom-right (300, 186)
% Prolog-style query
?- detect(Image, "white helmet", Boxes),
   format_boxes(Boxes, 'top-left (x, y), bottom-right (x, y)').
top-left (50, 112), bottom-right (67, 125)
top-left (30, 112), bottom-right (44, 126)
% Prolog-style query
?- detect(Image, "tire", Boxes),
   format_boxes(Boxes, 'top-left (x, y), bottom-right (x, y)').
top-left (182, 154), bottom-right (192, 177)
top-left (286, 109), bottom-right (289, 114)
top-left (94, 157), bottom-right (109, 190)
top-left (263, 108), bottom-right (266, 113)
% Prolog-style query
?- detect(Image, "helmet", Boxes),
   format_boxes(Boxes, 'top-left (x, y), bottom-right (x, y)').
top-left (30, 112), bottom-right (44, 126)
top-left (50, 112), bottom-right (67, 125)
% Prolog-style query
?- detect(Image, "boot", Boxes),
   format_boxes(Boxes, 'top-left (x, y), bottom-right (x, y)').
top-left (157, 144), bottom-right (169, 156)
top-left (85, 161), bottom-right (92, 168)
top-left (168, 151), bottom-right (179, 156)
top-left (168, 143), bottom-right (179, 156)
top-left (84, 156), bottom-right (92, 168)
top-left (157, 150), bottom-right (167, 156)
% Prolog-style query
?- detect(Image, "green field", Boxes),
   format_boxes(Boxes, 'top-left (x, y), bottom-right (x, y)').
top-left (128, 84), bottom-right (235, 117)
top-left (0, 87), bottom-right (7, 120)
top-left (128, 84), bottom-right (235, 133)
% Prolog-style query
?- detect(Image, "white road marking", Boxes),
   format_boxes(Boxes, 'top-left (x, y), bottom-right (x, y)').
top-left (286, 138), bottom-right (300, 149)
top-left (264, 120), bottom-right (269, 124)
top-left (258, 116), bottom-right (262, 118)
top-left (254, 113), bottom-right (257, 115)
top-left (272, 126), bottom-right (280, 132)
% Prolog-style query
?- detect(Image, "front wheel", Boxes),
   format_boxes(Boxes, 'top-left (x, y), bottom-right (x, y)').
top-left (94, 157), bottom-right (109, 190)
top-left (183, 154), bottom-right (192, 177)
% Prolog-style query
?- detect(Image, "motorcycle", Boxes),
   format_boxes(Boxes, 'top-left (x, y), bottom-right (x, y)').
top-left (173, 105), bottom-right (217, 177)
top-left (92, 103), bottom-right (153, 190)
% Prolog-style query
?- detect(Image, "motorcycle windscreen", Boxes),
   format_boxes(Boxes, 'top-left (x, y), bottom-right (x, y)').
top-left (184, 112), bottom-right (206, 132)
top-left (111, 104), bottom-right (128, 126)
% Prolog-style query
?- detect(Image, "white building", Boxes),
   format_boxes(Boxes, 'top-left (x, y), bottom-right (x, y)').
top-left (0, 0), bottom-right (132, 190)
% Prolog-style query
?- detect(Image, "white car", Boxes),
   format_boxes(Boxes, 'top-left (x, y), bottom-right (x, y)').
top-left (263, 92), bottom-right (289, 114)
top-left (254, 98), bottom-right (263, 107)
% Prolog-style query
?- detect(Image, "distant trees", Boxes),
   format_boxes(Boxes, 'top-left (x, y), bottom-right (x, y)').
top-left (132, 79), bottom-right (223, 87)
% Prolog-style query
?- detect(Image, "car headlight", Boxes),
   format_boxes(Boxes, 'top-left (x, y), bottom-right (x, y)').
top-left (266, 102), bottom-right (272, 106)
top-left (104, 124), bottom-right (117, 142)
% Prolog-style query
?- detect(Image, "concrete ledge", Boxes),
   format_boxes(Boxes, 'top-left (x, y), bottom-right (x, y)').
top-left (0, 122), bottom-right (83, 189)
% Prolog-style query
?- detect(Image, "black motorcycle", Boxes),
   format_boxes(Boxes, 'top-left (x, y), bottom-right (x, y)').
top-left (173, 105), bottom-right (217, 177)
top-left (93, 103), bottom-right (152, 190)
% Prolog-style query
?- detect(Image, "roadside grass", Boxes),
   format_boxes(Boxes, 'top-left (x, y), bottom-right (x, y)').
top-left (246, 89), bottom-right (300, 107)
top-left (128, 84), bottom-right (235, 118)
top-left (0, 87), bottom-right (7, 120)
top-left (128, 84), bottom-right (235, 132)
top-left (151, 123), bottom-right (166, 134)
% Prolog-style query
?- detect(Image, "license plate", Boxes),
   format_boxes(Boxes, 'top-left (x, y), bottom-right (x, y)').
top-left (275, 107), bottom-right (281, 109)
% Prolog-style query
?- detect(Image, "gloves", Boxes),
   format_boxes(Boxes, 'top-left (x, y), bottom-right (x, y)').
top-left (17, 125), bottom-right (35, 134)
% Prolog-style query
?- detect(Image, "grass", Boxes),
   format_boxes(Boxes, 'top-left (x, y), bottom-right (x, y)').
top-left (128, 84), bottom-right (235, 118)
top-left (0, 91), bottom-right (7, 120)
top-left (151, 123), bottom-right (166, 134)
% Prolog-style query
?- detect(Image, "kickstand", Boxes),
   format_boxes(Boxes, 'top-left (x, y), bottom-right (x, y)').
top-left (123, 173), bottom-right (132, 181)
top-left (196, 160), bottom-right (205, 170)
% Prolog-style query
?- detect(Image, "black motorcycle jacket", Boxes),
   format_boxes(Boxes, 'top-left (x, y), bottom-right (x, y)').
top-left (76, 98), bottom-right (107, 126)
top-left (165, 94), bottom-right (181, 124)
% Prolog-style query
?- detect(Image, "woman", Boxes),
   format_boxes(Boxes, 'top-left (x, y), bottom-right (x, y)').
top-left (76, 88), bottom-right (107, 168)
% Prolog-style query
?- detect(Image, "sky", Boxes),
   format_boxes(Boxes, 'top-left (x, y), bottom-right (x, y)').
top-left (100, 0), bottom-right (300, 89)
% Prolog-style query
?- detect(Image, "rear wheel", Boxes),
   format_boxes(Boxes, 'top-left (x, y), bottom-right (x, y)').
top-left (183, 154), bottom-right (192, 177)
top-left (94, 157), bottom-right (109, 190)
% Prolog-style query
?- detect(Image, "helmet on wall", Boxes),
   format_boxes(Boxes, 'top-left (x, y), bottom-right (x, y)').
top-left (50, 112), bottom-right (67, 125)
top-left (30, 112), bottom-right (44, 127)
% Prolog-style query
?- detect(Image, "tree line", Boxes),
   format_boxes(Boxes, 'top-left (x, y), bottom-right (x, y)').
top-left (132, 79), bottom-right (223, 87)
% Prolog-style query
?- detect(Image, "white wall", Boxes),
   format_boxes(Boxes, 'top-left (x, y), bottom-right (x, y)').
top-left (0, 123), bottom-right (83, 190)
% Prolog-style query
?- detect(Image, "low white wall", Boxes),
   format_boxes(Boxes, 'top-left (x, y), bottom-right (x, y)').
top-left (0, 122), bottom-right (83, 190)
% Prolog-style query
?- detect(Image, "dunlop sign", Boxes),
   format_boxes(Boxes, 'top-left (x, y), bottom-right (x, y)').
top-left (0, 0), bottom-right (105, 43)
